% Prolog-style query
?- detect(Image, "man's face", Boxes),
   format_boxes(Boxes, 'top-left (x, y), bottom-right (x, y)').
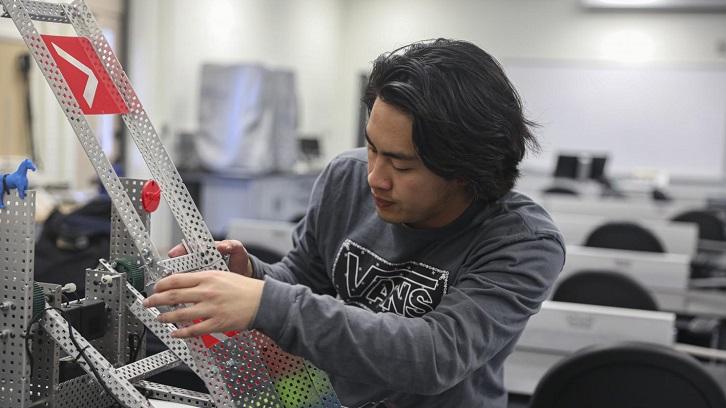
top-left (366, 98), bottom-right (473, 229)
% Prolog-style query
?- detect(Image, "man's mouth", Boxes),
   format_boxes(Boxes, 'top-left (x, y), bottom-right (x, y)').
top-left (372, 195), bottom-right (394, 208)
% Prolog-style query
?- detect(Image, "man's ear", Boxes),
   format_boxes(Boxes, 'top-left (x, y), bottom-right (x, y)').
top-left (457, 178), bottom-right (477, 200)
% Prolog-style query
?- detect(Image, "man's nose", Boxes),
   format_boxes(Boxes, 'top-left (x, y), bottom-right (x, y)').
top-left (368, 159), bottom-right (392, 191)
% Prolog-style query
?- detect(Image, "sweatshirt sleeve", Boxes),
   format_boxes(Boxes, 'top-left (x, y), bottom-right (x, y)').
top-left (248, 163), bottom-right (336, 296)
top-left (249, 233), bottom-right (565, 394)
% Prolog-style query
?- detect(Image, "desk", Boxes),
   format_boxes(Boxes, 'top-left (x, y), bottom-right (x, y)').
top-left (540, 195), bottom-right (699, 221)
top-left (180, 171), bottom-right (318, 237)
top-left (563, 245), bottom-right (691, 292)
top-left (653, 288), bottom-right (726, 319)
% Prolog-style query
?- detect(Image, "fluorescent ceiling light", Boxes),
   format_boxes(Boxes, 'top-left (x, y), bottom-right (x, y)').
top-left (582, 0), bottom-right (726, 9)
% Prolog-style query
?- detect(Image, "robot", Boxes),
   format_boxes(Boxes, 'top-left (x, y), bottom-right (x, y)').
top-left (0, 1), bottom-right (340, 407)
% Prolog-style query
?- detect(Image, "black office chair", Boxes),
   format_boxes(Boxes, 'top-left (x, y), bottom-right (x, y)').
top-left (529, 342), bottom-right (726, 408)
top-left (584, 221), bottom-right (665, 253)
top-left (652, 187), bottom-right (673, 202)
top-left (542, 186), bottom-right (579, 196)
top-left (552, 270), bottom-right (658, 311)
top-left (672, 209), bottom-right (726, 242)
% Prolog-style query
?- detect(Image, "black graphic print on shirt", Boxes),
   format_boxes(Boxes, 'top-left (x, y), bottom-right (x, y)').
top-left (331, 239), bottom-right (449, 317)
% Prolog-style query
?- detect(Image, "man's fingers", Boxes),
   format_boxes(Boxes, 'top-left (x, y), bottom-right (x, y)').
top-left (167, 243), bottom-right (188, 258)
top-left (215, 240), bottom-right (231, 254)
top-left (152, 272), bottom-right (206, 294)
top-left (171, 318), bottom-right (219, 338)
top-left (157, 304), bottom-right (209, 325)
top-left (216, 240), bottom-right (243, 255)
top-left (144, 285), bottom-right (208, 307)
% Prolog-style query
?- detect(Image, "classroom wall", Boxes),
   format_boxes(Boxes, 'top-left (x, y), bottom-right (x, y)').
top-left (336, 0), bottom-right (726, 171)
top-left (125, 0), bottom-right (726, 166)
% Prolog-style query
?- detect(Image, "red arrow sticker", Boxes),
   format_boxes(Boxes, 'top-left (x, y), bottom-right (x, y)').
top-left (41, 35), bottom-right (129, 115)
top-left (192, 318), bottom-right (240, 348)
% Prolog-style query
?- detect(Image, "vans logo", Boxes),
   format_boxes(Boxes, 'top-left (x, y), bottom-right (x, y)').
top-left (332, 240), bottom-right (449, 317)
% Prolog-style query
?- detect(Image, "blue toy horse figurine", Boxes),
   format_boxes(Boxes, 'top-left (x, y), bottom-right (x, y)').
top-left (1, 159), bottom-right (36, 209)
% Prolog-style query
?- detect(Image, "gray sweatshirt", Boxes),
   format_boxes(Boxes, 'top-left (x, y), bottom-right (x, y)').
top-left (249, 148), bottom-right (565, 407)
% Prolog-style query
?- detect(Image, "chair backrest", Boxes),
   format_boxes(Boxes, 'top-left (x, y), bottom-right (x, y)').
top-left (529, 342), bottom-right (726, 408)
top-left (672, 210), bottom-right (726, 242)
top-left (552, 270), bottom-right (658, 311)
top-left (542, 186), bottom-right (579, 196)
top-left (585, 221), bottom-right (665, 253)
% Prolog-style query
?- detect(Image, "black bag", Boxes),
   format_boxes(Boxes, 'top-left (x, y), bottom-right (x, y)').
top-left (34, 197), bottom-right (111, 298)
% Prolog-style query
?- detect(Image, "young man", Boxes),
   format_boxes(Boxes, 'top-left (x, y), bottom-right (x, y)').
top-left (144, 39), bottom-right (565, 407)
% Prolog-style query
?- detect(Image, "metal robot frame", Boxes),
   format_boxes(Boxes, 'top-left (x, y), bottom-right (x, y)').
top-left (0, 1), bottom-right (341, 407)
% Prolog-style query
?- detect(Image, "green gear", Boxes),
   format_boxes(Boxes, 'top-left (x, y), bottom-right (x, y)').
top-left (115, 258), bottom-right (145, 291)
top-left (32, 282), bottom-right (44, 319)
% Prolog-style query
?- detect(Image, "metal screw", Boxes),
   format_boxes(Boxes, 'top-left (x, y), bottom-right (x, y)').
top-left (0, 301), bottom-right (13, 312)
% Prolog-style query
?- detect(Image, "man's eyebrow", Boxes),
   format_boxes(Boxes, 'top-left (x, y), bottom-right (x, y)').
top-left (365, 132), bottom-right (418, 161)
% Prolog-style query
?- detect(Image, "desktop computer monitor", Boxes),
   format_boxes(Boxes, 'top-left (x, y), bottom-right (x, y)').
top-left (553, 153), bottom-right (608, 181)
top-left (589, 156), bottom-right (607, 180)
top-left (553, 155), bottom-right (580, 179)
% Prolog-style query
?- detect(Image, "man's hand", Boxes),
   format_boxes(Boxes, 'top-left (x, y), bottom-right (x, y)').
top-left (142, 270), bottom-right (264, 337)
top-left (168, 240), bottom-right (253, 277)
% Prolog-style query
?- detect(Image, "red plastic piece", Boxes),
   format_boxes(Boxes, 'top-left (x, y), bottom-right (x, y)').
top-left (141, 180), bottom-right (161, 213)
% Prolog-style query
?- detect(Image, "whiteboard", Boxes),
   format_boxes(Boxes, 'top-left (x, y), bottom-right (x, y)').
top-left (504, 60), bottom-right (726, 178)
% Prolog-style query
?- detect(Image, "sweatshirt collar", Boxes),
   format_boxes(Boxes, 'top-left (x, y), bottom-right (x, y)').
top-left (392, 198), bottom-right (495, 240)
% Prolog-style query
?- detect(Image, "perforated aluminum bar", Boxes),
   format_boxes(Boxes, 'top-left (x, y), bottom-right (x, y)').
top-left (0, 0), bottom-right (70, 23)
top-left (42, 306), bottom-right (153, 407)
top-left (116, 350), bottom-right (182, 382)
top-left (136, 381), bottom-right (214, 408)
top-left (158, 252), bottom-right (216, 274)
top-left (0, 191), bottom-right (35, 408)
top-left (32, 283), bottom-right (62, 405)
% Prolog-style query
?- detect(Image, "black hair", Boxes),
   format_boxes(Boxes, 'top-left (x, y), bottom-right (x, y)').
top-left (363, 38), bottom-right (539, 203)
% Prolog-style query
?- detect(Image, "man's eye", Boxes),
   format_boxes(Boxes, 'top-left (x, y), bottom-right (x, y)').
top-left (393, 167), bottom-right (411, 172)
